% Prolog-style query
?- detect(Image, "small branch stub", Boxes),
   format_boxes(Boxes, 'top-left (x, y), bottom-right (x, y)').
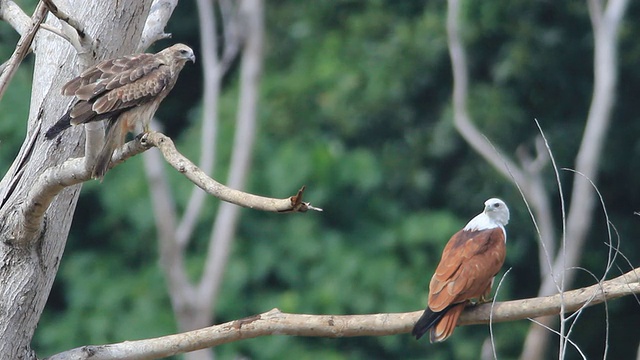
top-left (283, 186), bottom-right (323, 213)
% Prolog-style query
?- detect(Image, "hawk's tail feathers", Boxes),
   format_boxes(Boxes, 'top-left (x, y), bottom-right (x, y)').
top-left (91, 118), bottom-right (125, 180)
top-left (412, 303), bottom-right (466, 343)
top-left (44, 111), bottom-right (72, 139)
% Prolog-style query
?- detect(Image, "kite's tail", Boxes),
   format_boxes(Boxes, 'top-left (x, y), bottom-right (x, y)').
top-left (412, 302), bottom-right (466, 343)
top-left (44, 111), bottom-right (72, 139)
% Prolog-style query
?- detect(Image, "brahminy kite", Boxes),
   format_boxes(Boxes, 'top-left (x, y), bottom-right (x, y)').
top-left (412, 198), bottom-right (509, 342)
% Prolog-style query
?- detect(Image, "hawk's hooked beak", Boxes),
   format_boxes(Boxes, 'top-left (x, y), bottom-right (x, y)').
top-left (178, 48), bottom-right (196, 64)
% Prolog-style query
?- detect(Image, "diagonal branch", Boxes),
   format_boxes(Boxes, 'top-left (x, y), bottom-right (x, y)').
top-left (1, 136), bottom-right (149, 246)
top-left (446, 0), bottom-right (525, 186)
top-left (141, 132), bottom-right (318, 213)
top-left (0, 1), bottom-right (48, 102)
top-left (45, 267), bottom-right (640, 360)
top-left (0, 0), bottom-right (32, 35)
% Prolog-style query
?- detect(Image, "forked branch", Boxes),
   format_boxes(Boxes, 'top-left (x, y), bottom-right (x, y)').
top-left (41, 0), bottom-right (95, 67)
top-left (45, 267), bottom-right (640, 360)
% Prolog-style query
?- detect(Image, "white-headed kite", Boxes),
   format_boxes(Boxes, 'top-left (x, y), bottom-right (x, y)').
top-left (412, 198), bottom-right (510, 342)
top-left (45, 43), bottom-right (195, 179)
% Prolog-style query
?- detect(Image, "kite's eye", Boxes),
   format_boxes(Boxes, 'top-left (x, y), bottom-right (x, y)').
top-left (179, 49), bottom-right (189, 55)
top-left (493, 203), bottom-right (500, 208)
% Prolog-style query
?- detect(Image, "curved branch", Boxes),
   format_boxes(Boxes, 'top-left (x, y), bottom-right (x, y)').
top-left (141, 131), bottom-right (320, 212)
top-left (45, 268), bottom-right (640, 360)
top-left (42, 0), bottom-right (95, 69)
top-left (446, 0), bottom-right (526, 186)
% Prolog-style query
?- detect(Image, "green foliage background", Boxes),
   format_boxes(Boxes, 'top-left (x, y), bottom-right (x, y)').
top-left (1, 1), bottom-right (639, 359)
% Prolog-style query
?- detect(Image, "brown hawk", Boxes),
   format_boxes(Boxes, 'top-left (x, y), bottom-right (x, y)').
top-left (45, 43), bottom-right (195, 179)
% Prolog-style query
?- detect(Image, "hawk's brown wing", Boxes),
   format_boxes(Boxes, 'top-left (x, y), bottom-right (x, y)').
top-left (66, 54), bottom-right (171, 124)
top-left (428, 227), bottom-right (506, 312)
top-left (45, 53), bottom-right (171, 138)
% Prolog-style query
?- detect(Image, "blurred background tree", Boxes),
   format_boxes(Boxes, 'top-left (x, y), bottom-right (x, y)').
top-left (1, 0), bottom-right (638, 359)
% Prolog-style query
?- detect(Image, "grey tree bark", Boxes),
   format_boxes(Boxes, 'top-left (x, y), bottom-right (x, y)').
top-left (0, 1), bottom-right (152, 358)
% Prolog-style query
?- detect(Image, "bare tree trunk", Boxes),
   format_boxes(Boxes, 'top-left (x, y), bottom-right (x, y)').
top-left (0, 1), bottom-right (152, 357)
top-left (144, 1), bottom-right (263, 360)
top-left (520, 1), bottom-right (628, 358)
top-left (445, 0), bottom-right (628, 358)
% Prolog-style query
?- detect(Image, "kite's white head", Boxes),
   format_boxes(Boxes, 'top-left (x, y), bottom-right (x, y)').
top-left (463, 198), bottom-right (509, 231)
top-left (483, 198), bottom-right (509, 226)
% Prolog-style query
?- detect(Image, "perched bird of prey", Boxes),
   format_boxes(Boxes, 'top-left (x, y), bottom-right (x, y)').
top-left (45, 43), bottom-right (195, 179)
top-left (412, 198), bottom-right (509, 343)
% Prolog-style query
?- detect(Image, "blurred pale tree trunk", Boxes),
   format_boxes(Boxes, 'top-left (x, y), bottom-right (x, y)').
top-left (143, 0), bottom-right (263, 359)
top-left (0, 1), bottom-right (153, 358)
top-left (446, 0), bottom-right (628, 358)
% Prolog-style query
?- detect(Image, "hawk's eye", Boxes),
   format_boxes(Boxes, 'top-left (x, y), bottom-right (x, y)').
top-left (493, 203), bottom-right (500, 208)
top-left (179, 49), bottom-right (189, 55)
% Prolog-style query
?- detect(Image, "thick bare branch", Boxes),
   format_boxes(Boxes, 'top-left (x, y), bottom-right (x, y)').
top-left (45, 268), bottom-right (640, 360)
top-left (3, 133), bottom-right (148, 246)
top-left (0, 1), bottom-right (48, 102)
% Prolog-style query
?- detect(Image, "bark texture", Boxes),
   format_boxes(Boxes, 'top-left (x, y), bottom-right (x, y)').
top-left (0, 1), bottom-right (151, 357)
